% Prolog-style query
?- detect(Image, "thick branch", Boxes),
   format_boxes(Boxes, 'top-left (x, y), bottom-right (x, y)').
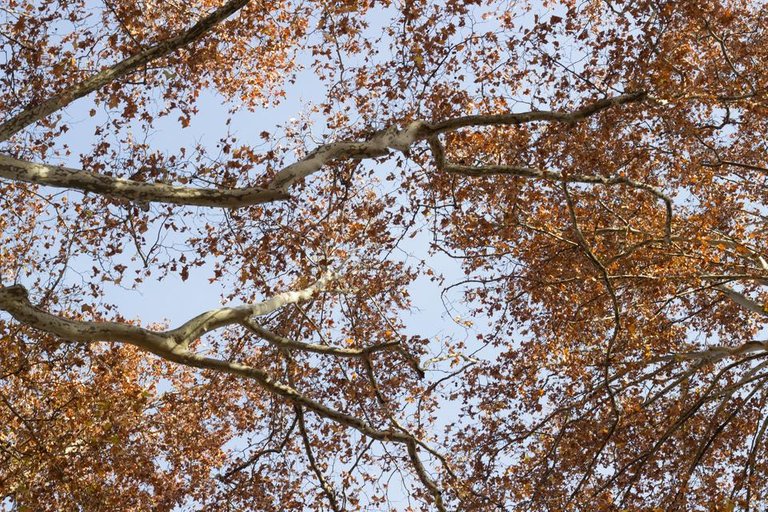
top-left (1, 93), bottom-right (644, 209)
top-left (0, 0), bottom-right (250, 142)
top-left (167, 272), bottom-right (337, 344)
top-left (407, 441), bottom-right (448, 512)
top-left (269, 92), bottom-right (645, 191)
top-left (0, 274), bottom-right (334, 353)
top-left (0, 284), bottom-right (179, 356)
top-left (0, 281), bottom-right (453, 510)
top-left (0, 283), bottom-right (414, 445)
top-left (716, 284), bottom-right (768, 317)
top-left (269, 122), bottom-right (429, 190)
top-left (657, 340), bottom-right (768, 363)
top-left (0, 155), bottom-right (288, 208)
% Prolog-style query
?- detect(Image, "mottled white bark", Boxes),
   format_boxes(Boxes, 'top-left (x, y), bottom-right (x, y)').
top-left (268, 121), bottom-right (429, 190)
top-left (1, 91), bottom-right (646, 210)
top-left (0, 273), bottom-right (336, 349)
top-left (0, 277), bottom-right (445, 493)
top-left (716, 284), bottom-right (768, 317)
top-left (0, 155), bottom-right (287, 207)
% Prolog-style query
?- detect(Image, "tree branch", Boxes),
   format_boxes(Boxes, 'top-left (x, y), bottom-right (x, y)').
top-left (716, 284), bottom-right (768, 317)
top-left (167, 272), bottom-right (338, 344)
top-left (243, 320), bottom-right (400, 359)
top-left (0, 155), bottom-right (288, 208)
top-left (0, 277), bottom-right (453, 510)
top-left (429, 91), bottom-right (647, 133)
top-left (0, 0), bottom-right (251, 142)
top-left (295, 404), bottom-right (343, 512)
top-left (0, 93), bottom-right (645, 210)
top-left (269, 92), bottom-right (646, 191)
top-left (443, 161), bottom-right (673, 242)
top-left (0, 273), bottom-right (335, 354)
top-left (0, 280), bottom-right (416, 443)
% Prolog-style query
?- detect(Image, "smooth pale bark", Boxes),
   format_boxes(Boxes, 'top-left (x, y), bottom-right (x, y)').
top-left (0, 278), bottom-right (408, 439)
top-left (716, 284), bottom-right (768, 317)
top-left (0, 155), bottom-right (287, 207)
top-left (1, 93), bottom-right (647, 209)
top-left (0, 273), bottom-right (336, 349)
top-left (0, 277), bottom-right (449, 512)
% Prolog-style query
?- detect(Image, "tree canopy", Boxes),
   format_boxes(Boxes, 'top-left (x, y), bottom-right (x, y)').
top-left (2, 0), bottom-right (768, 510)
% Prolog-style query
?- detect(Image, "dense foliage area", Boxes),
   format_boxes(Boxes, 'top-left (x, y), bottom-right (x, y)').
top-left (3, 0), bottom-right (768, 510)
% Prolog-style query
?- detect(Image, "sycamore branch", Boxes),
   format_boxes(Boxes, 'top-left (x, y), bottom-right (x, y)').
top-left (0, 278), bottom-right (449, 511)
top-left (1, 86), bottom-right (645, 209)
top-left (716, 284), bottom-right (768, 317)
top-left (428, 91), bottom-right (647, 133)
top-left (0, 155), bottom-right (287, 207)
top-left (0, 273), bottom-right (334, 354)
top-left (656, 340), bottom-right (768, 363)
top-left (269, 91), bottom-right (646, 191)
top-left (0, 277), bottom-right (423, 447)
top-left (0, 0), bottom-right (251, 143)
top-left (0, 280), bottom-right (409, 440)
top-left (294, 404), bottom-right (343, 512)
top-left (244, 320), bottom-right (399, 358)
top-left (167, 272), bottom-right (338, 343)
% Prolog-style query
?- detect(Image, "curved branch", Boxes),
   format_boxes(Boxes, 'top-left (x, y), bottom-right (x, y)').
top-left (716, 284), bottom-right (768, 317)
top-left (0, 273), bottom-right (335, 354)
top-left (0, 279), bottom-right (453, 511)
top-left (0, 284), bottom-right (178, 356)
top-left (244, 320), bottom-right (400, 358)
top-left (429, 91), bottom-right (647, 133)
top-left (269, 122), bottom-right (429, 190)
top-left (407, 441), bottom-right (448, 512)
top-left (1, 93), bottom-right (645, 209)
top-left (655, 340), bottom-right (768, 363)
top-left (167, 272), bottom-right (337, 343)
top-left (295, 405), bottom-right (343, 512)
top-left (0, 283), bottom-right (414, 445)
top-left (269, 92), bottom-right (646, 191)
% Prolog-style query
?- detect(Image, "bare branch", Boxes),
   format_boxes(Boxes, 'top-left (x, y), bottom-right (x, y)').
top-left (0, 273), bottom-right (336, 354)
top-left (429, 91), bottom-right (647, 133)
top-left (269, 93), bottom-right (645, 191)
top-left (656, 340), bottom-right (768, 363)
top-left (295, 405), bottom-right (343, 512)
top-left (0, 282), bottom-right (417, 445)
top-left (168, 272), bottom-right (338, 344)
top-left (0, 278), bottom-right (453, 511)
top-left (406, 441), bottom-right (448, 512)
top-left (269, 121), bottom-right (429, 190)
top-left (1, 93), bottom-right (645, 210)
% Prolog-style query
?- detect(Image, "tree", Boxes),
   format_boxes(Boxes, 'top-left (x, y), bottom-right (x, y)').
top-left (1, 0), bottom-right (767, 509)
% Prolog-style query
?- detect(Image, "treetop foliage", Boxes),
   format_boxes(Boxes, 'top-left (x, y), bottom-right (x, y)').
top-left (2, 0), bottom-right (768, 510)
